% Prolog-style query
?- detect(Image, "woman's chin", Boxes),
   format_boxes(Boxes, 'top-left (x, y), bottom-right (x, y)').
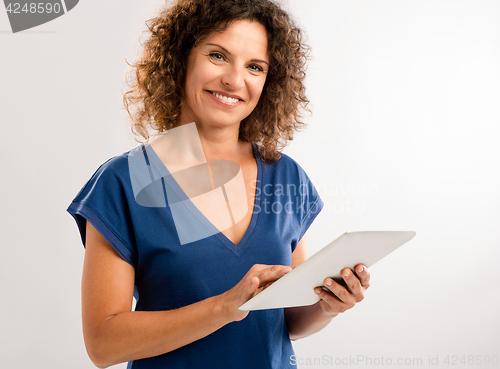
top-left (194, 117), bottom-right (242, 131)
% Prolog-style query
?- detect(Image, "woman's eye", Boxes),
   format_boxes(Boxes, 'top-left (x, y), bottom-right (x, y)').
top-left (249, 64), bottom-right (264, 72)
top-left (209, 52), bottom-right (225, 61)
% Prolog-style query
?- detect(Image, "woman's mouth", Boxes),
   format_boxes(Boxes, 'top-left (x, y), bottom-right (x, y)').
top-left (208, 91), bottom-right (243, 106)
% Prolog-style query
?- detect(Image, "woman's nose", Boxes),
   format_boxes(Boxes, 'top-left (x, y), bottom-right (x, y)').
top-left (221, 66), bottom-right (244, 91)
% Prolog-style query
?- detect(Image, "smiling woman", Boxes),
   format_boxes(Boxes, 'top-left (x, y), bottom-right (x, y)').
top-left (181, 21), bottom-right (269, 131)
top-left (123, 0), bottom-right (310, 162)
top-left (66, 0), bottom-right (371, 368)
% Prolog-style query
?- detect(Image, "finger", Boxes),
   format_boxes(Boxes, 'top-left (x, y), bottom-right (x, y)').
top-left (314, 285), bottom-right (354, 314)
top-left (340, 268), bottom-right (364, 302)
top-left (248, 277), bottom-right (259, 294)
top-left (354, 264), bottom-right (371, 289)
top-left (257, 265), bottom-right (291, 287)
top-left (321, 278), bottom-right (353, 305)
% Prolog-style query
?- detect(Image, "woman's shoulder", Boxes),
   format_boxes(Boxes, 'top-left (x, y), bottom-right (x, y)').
top-left (275, 150), bottom-right (302, 167)
top-left (72, 144), bottom-right (145, 202)
top-left (255, 144), bottom-right (306, 174)
top-left (88, 144), bottom-right (144, 180)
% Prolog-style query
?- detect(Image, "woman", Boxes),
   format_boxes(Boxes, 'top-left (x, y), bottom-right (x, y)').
top-left (66, 0), bottom-right (370, 368)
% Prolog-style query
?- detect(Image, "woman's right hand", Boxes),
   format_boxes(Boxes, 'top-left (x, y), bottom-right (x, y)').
top-left (216, 264), bottom-right (292, 322)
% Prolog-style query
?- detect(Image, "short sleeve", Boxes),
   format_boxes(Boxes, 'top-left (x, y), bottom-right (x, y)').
top-left (296, 163), bottom-right (324, 243)
top-left (66, 155), bottom-right (138, 268)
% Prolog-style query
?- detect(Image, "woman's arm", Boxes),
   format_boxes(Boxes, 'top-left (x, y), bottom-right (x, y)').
top-left (284, 235), bottom-right (371, 341)
top-left (82, 221), bottom-right (292, 368)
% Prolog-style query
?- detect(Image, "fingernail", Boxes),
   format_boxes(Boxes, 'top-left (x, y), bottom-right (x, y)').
top-left (343, 271), bottom-right (350, 278)
top-left (282, 268), bottom-right (292, 274)
top-left (325, 279), bottom-right (333, 286)
top-left (357, 266), bottom-right (364, 273)
top-left (315, 288), bottom-right (322, 294)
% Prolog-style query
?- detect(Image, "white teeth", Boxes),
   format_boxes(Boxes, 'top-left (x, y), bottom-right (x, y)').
top-left (212, 92), bottom-right (239, 103)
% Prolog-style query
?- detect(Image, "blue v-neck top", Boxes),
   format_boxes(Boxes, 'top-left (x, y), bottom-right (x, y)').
top-left (66, 142), bottom-right (323, 369)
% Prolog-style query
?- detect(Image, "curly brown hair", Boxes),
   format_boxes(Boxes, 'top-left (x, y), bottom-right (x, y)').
top-left (123, 0), bottom-right (311, 162)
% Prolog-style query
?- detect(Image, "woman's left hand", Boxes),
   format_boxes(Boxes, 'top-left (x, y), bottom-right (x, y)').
top-left (314, 264), bottom-right (370, 316)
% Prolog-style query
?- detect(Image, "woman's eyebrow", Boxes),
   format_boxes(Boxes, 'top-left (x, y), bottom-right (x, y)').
top-left (205, 43), bottom-right (269, 66)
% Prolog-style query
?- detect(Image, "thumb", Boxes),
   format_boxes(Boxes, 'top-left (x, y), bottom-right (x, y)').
top-left (248, 276), bottom-right (259, 295)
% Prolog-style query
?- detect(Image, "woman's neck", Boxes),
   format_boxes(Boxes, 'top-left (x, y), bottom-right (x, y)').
top-left (190, 121), bottom-right (251, 161)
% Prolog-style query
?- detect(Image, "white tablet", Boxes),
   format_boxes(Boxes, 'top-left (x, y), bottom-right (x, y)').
top-left (239, 231), bottom-right (416, 311)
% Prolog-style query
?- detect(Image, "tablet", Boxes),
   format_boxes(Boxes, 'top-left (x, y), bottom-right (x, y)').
top-left (238, 231), bottom-right (416, 311)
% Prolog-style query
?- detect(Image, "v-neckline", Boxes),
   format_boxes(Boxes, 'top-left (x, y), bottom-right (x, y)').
top-left (142, 141), bottom-right (262, 256)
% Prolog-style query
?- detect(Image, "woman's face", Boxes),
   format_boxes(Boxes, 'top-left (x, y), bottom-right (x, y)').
top-left (180, 20), bottom-right (269, 131)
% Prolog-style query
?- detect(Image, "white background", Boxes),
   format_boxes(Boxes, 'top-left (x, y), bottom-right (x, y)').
top-left (1, 1), bottom-right (499, 368)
